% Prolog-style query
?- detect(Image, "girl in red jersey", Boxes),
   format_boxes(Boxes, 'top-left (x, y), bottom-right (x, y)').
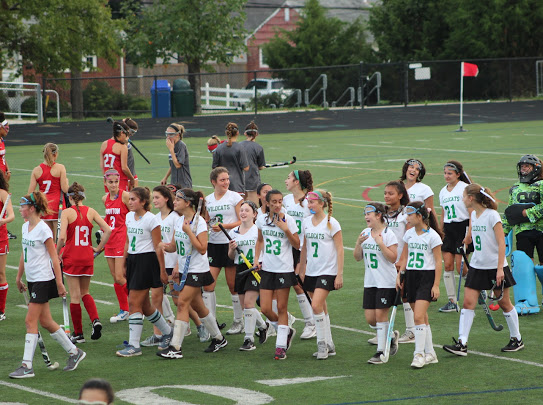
top-left (102, 169), bottom-right (131, 323)
top-left (27, 143), bottom-right (69, 240)
top-left (0, 112), bottom-right (11, 182)
top-left (100, 121), bottom-right (135, 192)
top-left (0, 171), bottom-right (15, 321)
top-left (56, 182), bottom-right (111, 343)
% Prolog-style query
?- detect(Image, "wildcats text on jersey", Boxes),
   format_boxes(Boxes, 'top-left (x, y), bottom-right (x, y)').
top-left (287, 210), bottom-right (305, 218)
top-left (442, 196), bottom-right (461, 203)
top-left (408, 242), bottom-right (428, 251)
top-left (161, 225), bottom-right (171, 233)
top-left (262, 229), bottom-right (285, 238)
top-left (208, 204), bottom-right (231, 212)
top-left (472, 225), bottom-right (487, 232)
top-left (127, 227), bottom-right (144, 235)
top-left (305, 232), bottom-right (325, 240)
top-left (22, 238), bottom-right (36, 247)
top-left (362, 242), bottom-right (381, 251)
top-left (237, 239), bottom-right (256, 247)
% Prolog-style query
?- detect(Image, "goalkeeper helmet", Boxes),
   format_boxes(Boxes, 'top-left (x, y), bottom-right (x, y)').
top-left (517, 154), bottom-right (542, 183)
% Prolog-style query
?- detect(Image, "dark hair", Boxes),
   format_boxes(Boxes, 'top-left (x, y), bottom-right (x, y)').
top-left (153, 185), bottom-right (174, 212)
top-left (225, 122), bottom-right (239, 147)
top-left (79, 378), bottom-right (115, 404)
top-left (67, 182), bottom-right (86, 219)
top-left (464, 183), bottom-right (498, 210)
top-left (406, 201), bottom-right (443, 239)
top-left (210, 166), bottom-right (229, 183)
top-left (244, 120), bottom-right (258, 139)
top-left (113, 121), bottom-right (130, 141)
top-left (0, 112), bottom-right (4, 121)
top-left (444, 160), bottom-right (471, 184)
top-left (130, 187), bottom-right (151, 211)
top-left (400, 159), bottom-right (426, 182)
top-left (365, 201), bottom-right (387, 224)
top-left (22, 191), bottom-right (51, 215)
top-left (123, 117), bottom-right (138, 131)
top-left (265, 189), bottom-right (283, 214)
top-left (0, 170), bottom-right (8, 191)
top-left (385, 180), bottom-right (409, 207)
top-left (178, 188), bottom-right (207, 218)
top-left (293, 170), bottom-right (313, 204)
top-left (256, 183), bottom-right (271, 207)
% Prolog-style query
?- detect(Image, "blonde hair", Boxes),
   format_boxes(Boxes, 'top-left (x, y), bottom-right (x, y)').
top-left (169, 123), bottom-right (185, 140)
top-left (207, 135), bottom-right (221, 146)
top-left (315, 189), bottom-right (333, 229)
top-left (43, 143), bottom-right (59, 166)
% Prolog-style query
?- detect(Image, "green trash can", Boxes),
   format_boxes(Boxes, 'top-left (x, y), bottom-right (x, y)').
top-left (171, 79), bottom-right (194, 117)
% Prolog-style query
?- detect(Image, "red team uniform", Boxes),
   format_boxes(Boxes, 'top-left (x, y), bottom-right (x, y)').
top-left (62, 206), bottom-right (94, 276)
top-left (37, 163), bottom-right (61, 220)
top-left (0, 139), bottom-right (7, 174)
top-left (104, 193), bottom-right (129, 257)
top-left (0, 198), bottom-right (7, 254)
top-left (102, 139), bottom-right (128, 192)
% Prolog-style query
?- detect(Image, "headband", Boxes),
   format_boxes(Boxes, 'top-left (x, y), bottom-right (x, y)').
top-left (407, 159), bottom-right (422, 169)
top-left (207, 143), bottom-right (219, 153)
top-left (242, 200), bottom-right (258, 212)
top-left (480, 187), bottom-right (496, 202)
top-left (104, 169), bottom-right (120, 179)
top-left (364, 204), bottom-right (378, 214)
top-left (20, 196), bottom-right (35, 206)
top-left (406, 203), bottom-right (428, 216)
top-left (67, 191), bottom-right (86, 198)
top-left (293, 170), bottom-right (300, 181)
top-left (1, 120), bottom-right (7, 127)
top-left (444, 162), bottom-right (459, 173)
top-left (175, 190), bottom-right (191, 202)
top-left (166, 184), bottom-right (178, 193)
top-left (307, 191), bottom-right (325, 201)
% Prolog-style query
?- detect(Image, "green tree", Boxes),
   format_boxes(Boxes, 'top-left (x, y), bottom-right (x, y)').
top-left (262, 0), bottom-right (374, 103)
top-left (122, 0), bottom-right (247, 113)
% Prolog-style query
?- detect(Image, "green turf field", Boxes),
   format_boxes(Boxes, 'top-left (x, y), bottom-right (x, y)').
top-left (1, 120), bottom-right (543, 404)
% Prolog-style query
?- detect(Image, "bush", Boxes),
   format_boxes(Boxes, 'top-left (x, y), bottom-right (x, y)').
top-left (0, 92), bottom-right (9, 111)
top-left (83, 80), bottom-right (151, 117)
top-left (248, 92), bottom-right (286, 110)
top-left (20, 96), bottom-right (71, 118)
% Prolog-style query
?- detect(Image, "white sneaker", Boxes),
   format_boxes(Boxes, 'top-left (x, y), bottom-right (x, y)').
top-left (226, 320), bottom-right (244, 335)
top-left (411, 353), bottom-right (426, 368)
top-left (185, 327), bottom-right (192, 336)
top-left (267, 323), bottom-right (277, 337)
top-left (313, 343), bottom-right (336, 357)
top-left (110, 310), bottom-right (129, 324)
top-left (367, 336), bottom-right (378, 345)
top-left (398, 329), bottom-right (415, 343)
top-left (425, 352), bottom-right (438, 364)
top-left (288, 313), bottom-right (296, 327)
top-left (300, 323), bottom-right (316, 339)
top-left (316, 341), bottom-right (328, 360)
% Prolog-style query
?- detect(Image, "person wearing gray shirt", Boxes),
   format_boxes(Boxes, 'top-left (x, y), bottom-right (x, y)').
top-left (161, 123), bottom-right (192, 188)
top-left (240, 120), bottom-right (266, 204)
top-left (123, 117), bottom-right (139, 187)
top-left (212, 122), bottom-right (249, 194)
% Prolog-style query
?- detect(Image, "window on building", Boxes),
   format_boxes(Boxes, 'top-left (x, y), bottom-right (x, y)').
top-left (259, 48), bottom-right (269, 68)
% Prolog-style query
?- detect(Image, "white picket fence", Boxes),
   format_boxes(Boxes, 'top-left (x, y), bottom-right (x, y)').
top-left (200, 82), bottom-right (253, 110)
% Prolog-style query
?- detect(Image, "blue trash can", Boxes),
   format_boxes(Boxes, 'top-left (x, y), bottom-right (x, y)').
top-left (151, 80), bottom-right (171, 118)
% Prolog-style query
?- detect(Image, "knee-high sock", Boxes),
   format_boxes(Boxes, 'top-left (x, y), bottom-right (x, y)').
top-left (0, 282), bottom-right (8, 313)
top-left (244, 308), bottom-right (257, 341)
top-left (114, 283), bottom-right (129, 311)
top-left (414, 324), bottom-right (426, 355)
top-left (325, 313), bottom-right (334, 346)
top-left (50, 328), bottom-right (78, 355)
top-left (171, 320), bottom-right (188, 350)
top-left (128, 313), bottom-right (144, 348)
top-left (376, 322), bottom-right (388, 353)
top-left (458, 308), bottom-right (475, 344)
top-left (202, 291), bottom-right (216, 318)
top-left (70, 303), bottom-right (83, 335)
top-left (201, 313), bottom-right (222, 340)
top-left (147, 310), bottom-right (172, 336)
top-left (503, 308), bottom-right (521, 340)
top-left (82, 294), bottom-right (99, 322)
top-left (232, 294), bottom-right (242, 322)
top-left (297, 294), bottom-right (314, 325)
top-left (276, 325), bottom-right (289, 349)
top-left (314, 312), bottom-right (326, 343)
top-left (252, 308), bottom-right (266, 329)
top-left (22, 333), bottom-right (38, 369)
top-left (424, 324), bottom-right (435, 354)
top-left (443, 271), bottom-right (457, 302)
top-left (161, 295), bottom-right (175, 323)
top-left (403, 302), bottom-right (415, 330)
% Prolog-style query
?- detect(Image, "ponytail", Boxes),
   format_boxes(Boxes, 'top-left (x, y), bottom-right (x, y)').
top-left (67, 182), bottom-right (86, 219)
top-left (465, 183), bottom-right (498, 210)
top-left (406, 201), bottom-right (443, 239)
top-left (22, 191), bottom-right (51, 216)
top-left (43, 143), bottom-right (59, 167)
top-left (225, 122), bottom-right (239, 147)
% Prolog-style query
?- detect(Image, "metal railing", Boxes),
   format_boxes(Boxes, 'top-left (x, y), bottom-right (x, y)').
top-left (304, 74), bottom-right (328, 107)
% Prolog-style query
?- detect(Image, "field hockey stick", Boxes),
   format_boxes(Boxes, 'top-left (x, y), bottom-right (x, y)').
top-left (456, 243), bottom-right (467, 308)
top-left (295, 274), bottom-right (312, 305)
top-left (173, 197), bottom-right (203, 291)
top-left (380, 278), bottom-right (403, 363)
top-left (217, 223), bottom-right (261, 283)
top-left (23, 291), bottom-right (60, 370)
top-left (265, 156), bottom-right (296, 168)
top-left (106, 117), bottom-right (150, 164)
top-left (55, 193), bottom-right (71, 336)
top-left (459, 249), bottom-right (504, 331)
top-left (0, 193), bottom-right (11, 219)
top-left (93, 231), bottom-right (103, 258)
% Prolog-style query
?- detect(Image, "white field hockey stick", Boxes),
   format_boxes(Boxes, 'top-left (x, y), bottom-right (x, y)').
top-left (0, 193), bottom-right (11, 219)
top-left (173, 197), bottom-right (203, 291)
top-left (56, 193), bottom-right (71, 336)
top-left (23, 291), bottom-right (60, 370)
top-left (380, 275), bottom-right (404, 363)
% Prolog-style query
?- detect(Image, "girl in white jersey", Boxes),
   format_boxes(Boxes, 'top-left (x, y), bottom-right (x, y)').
top-left (116, 187), bottom-right (172, 358)
top-left (257, 183), bottom-right (272, 221)
top-left (383, 181), bottom-right (415, 344)
top-left (299, 190), bottom-right (344, 360)
top-left (354, 202), bottom-right (399, 365)
top-left (443, 184), bottom-right (523, 356)
top-left (228, 200), bottom-right (269, 351)
top-left (398, 201), bottom-right (443, 369)
top-left (158, 188), bottom-right (228, 358)
top-left (255, 189), bottom-right (300, 360)
top-left (10, 191), bottom-right (85, 379)
top-left (400, 159), bottom-right (437, 219)
top-left (284, 169), bottom-right (316, 340)
top-left (205, 167), bottom-right (243, 334)
top-left (439, 160), bottom-right (472, 313)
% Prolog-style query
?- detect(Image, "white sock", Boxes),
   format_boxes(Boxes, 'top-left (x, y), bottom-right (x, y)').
top-left (443, 271), bottom-right (457, 303)
top-left (147, 310), bottom-right (172, 336)
top-left (272, 299), bottom-right (278, 314)
top-left (414, 324), bottom-right (426, 355)
top-left (424, 324), bottom-right (434, 354)
top-left (270, 321), bottom-right (278, 331)
top-left (22, 333), bottom-right (38, 368)
top-left (314, 311), bottom-right (326, 342)
top-left (232, 294), bottom-right (242, 322)
top-left (244, 308), bottom-right (257, 341)
top-left (325, 313), bottom-right (334, 347)
top-left (376, 322), bottom-right (388, 353)
top-left (276, 325), bottom-right (289, 349)
top-left (297, 294), bottom-right (314, 325)
top-left (162, 295), bottom-right (175, 323)
top-left (201, 313), bottom-right (221, 340)
top-left (252, 308), bottom-right (266, 329)
top-left (403, 302), bottom-right (415, 330)
top-left (202, 291), bottom-right (216, 317)
top-left (172, 320), bottom-right (188, 350)
top-left (458, 308), bottom-right (475, 344)
top-left (504, 309), bottom-right (521, 340)
top-left (126, 313), bottom-right (144, 349)
top-left (50, 328), bottom-right (78, 355)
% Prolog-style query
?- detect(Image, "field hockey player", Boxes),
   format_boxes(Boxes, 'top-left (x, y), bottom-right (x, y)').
top-left (100, 121), bottom-right (135, 192)
top-left (399, 201), bottom-right (443, 368)
top-left (400, 159), bottom-right (437, 220)
top-left (0, 172), bottom-right (14, 321)
top-left (160, 123), bottom-right (192, 189)
top-left (10, 191), bottom-right (85, 378)
top-left (354, 202), bottom-right (398, 364)
top-left (299, 190), bottom-right (343, 360)
top-left (255, 189), bottom-right (300, 360)
top-left (240, 121), bottom-right (266, 205)
top-left (115, 187), bottom-right (172, 357)
top-left (443, 184), bottom-right (523, 356)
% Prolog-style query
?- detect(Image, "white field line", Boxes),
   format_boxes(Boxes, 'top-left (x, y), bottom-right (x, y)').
top-left (348, 143), bottom-right (526, 157)
top-left (0, 380), bottom-right (77, 403)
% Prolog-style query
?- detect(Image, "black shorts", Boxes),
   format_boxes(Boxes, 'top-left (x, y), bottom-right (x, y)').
top-left (28, 279), bottom-right (59, 304)
top-left (304, 275), bottom-right (336, 292)
top-left (260, 270), bottom-right (297, 290)
top-left (465, 266), bottom-right (516, 290)
top-left (184, 271), bottom-right (214, 288)
top-left (363, 287), bottom-right (397, 309)
top-left (166, 267), bottom-right (174, 276)
top-left (442, 220), bottom-right (473, 254)
top-left (126, 252), bottom-right (162, 291)
top-left (292, 247), bottom-right (301, 269)
top-left (404, 270), bottom-right (435, 303)
top-left (208, 243), bottom-right (235, 268)
top-left (516, 230), bottom-right (543, 260)
top-left (235, 263), bottom-right (260, 295)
